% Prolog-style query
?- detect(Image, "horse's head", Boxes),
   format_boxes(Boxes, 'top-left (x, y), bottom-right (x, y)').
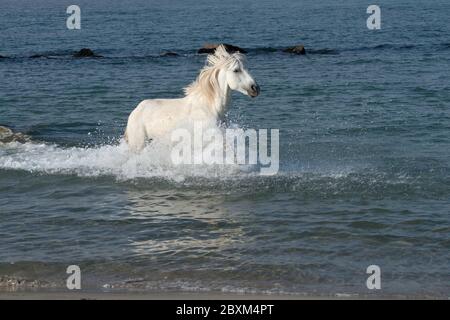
top-left (210, 45), bottom-right (260, 98)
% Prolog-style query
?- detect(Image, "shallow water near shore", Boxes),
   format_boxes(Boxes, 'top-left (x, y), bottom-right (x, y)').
top-left (0, 0), bottom-right (449, 298)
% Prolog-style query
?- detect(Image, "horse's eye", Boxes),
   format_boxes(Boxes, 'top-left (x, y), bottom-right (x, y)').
top-left (233, 68), bottom-right (240, 73)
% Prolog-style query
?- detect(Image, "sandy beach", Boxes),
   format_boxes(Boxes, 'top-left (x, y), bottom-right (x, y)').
top-left (0, 290), bottom-right (324, 300)
top-left (1, 289), bottom-right (429, 300)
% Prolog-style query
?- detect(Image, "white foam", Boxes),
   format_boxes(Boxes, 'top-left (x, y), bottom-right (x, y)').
top-left (0, 139), bottom-right (247, 181)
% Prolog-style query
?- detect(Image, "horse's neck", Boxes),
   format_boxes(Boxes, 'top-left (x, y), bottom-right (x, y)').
top-left (187, 68), bottom-right (230, 120)
top-left (212, 81), bottom-right (231, 119)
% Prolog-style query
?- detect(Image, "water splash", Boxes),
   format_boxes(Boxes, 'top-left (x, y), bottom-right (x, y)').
top-left (0, 121), bottom-right (255, 183)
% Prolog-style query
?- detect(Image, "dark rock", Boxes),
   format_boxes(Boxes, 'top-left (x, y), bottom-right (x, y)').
top-left (0, 55), bottom-right (6, 59)
top-left (73, 48), bottom-right (102, 58)
top-left (198, 43), bottom-right (247, 54)
top-left (283, 45), bottom-right (306, 55)
top-left (160, 51), bottom-right (179, 57)
top-left (0, 126), bottom-right (31, 143)
top-left (30, 54), bottom-right (46, 59)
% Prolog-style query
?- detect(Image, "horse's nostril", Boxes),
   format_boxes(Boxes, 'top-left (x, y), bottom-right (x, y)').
top-left (251, 84), bottom-right (260, 94)
top-left (249, 84), bottom-right (260, 97)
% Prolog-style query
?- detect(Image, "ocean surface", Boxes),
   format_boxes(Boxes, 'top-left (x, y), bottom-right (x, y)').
top-left (0, 0), bottom-right (449, 297)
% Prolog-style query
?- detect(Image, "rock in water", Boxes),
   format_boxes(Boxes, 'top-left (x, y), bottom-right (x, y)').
top-left (73, 48), bottom-right (102, 58)
top-left (283, 45), bottom-right (306, 55)
top-left (198, 43), bottom-right (247, 54)
top-left (0, 126), bottom-right (31, 143)
top-left (0, 126), bottom-right (14, 140)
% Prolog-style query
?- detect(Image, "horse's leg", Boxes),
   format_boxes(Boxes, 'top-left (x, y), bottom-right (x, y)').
top-left (124, 123), bottom-right (146, 152)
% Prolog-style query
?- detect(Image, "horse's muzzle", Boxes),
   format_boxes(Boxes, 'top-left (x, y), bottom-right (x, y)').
top-left (248, 84), bottom-right (260, 97)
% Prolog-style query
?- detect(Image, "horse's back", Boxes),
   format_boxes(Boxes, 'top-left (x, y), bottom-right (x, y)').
top-left (126, 98), bottom-right (189, 143)
top-left (135, 98), bottom-right (186, 114)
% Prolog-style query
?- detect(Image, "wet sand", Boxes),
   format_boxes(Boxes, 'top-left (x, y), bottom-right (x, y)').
top-left (0, 290), bottom-right (351, 300)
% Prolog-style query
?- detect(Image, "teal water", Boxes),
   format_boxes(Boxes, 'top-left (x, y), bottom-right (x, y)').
top-left (0, 0), bottom-right (449, 297)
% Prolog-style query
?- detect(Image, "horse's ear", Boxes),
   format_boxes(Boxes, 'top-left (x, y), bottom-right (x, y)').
top-left (214, 45), bottom-right (230, 58)
top-left (205, 45), bottom-right (229, 66)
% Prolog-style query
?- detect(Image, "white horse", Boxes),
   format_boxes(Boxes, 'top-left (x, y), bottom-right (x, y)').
top-left (124, 45), bottom-right (260, 151)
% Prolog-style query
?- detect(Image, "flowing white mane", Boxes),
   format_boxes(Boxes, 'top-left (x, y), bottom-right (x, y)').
top-left (183, 45), bottom-right (245, 107)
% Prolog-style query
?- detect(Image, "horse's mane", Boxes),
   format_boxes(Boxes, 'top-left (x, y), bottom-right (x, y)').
top-left (184, 45), bottom-right (245, 107)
